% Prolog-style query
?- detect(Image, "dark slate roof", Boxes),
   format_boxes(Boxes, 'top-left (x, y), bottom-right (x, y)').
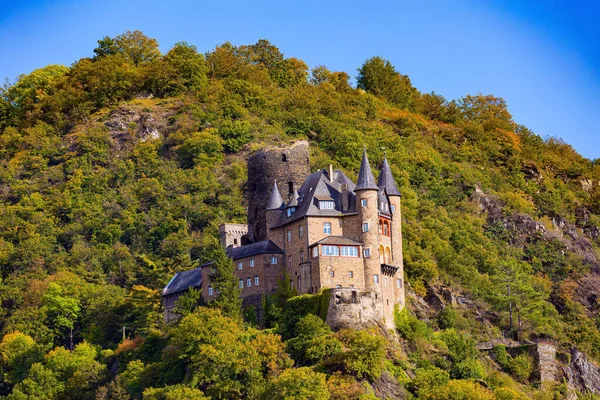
top-left (378, 189), bottom-right (392, 217)
top-left (226, 240), bottom-right (284, 260)
top-left (272, 169), bottom-right (358, 228)
top-left (311, 236), bottom-right (363, 246)
top-left (377, 156), bottom-right (401, 196)
top-left (266, 180), bottom-right (284, 210)
top-left (355, 150), bottom-right (378, 191)
top-left (163, 267), bottom-right (202, 296)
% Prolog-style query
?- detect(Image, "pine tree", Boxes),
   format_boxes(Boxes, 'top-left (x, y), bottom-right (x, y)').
top-left (209, 245), bottom-right (242, 320)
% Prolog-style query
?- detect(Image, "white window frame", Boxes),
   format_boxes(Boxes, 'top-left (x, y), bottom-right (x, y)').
top-left (324, 222), bottom-right (331, 234)
top-left (271, 256), bottom-right (277, 264)
top-left (361, 198), bottom-right (367, 207)
top-left (397, 279), bottom-right (402, 288)
top-left (239, 279), bottom-right (244, 289)
top-left (330, 270), bottom-right (335, 277)
top-left (322, 245), bottom-right (339, 256)
top-left (237, 262), bottom-right (243, 270)
top-left (363, 248), bottom-right (371, 258)
top-left (373, 274), bottom-right (379, 284)
top-left (349, 271), bottom-right (354, 278)
top-left (287, 230), bottom-right (291, 242)
top-left (319, 200), bottom-right (335, 209)
top-left (246, 277), bottom-right (252, 287)
top-left (391, 204), bottom-right (396, 213)
top-left (208, 286), bottom-right (213, 296)
top-left (312, 246), bottom-right (318, 258)
top-left (255, 276), bottom-right (260, 286)
top-left (299, 225), bottom-right (304, 238)
top-left (341, 246), bottom-right (358, 257)
top-left (250, 259), bottom-right (255, 267)
top-left (362, 222), bottom-right (369, 232)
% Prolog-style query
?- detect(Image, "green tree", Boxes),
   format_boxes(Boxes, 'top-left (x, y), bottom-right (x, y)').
top-left (164, 42), bottom-right (208, 91)
top-left (262, 367), bottom-right (330, 400)
top-left (209, 246), bottom-right (242, 320)
top-left (94, 30), bottom-right (160, 65)
top-left (356, 56), bottom-right (417, 109)
top-left (42, 283), bottom-right (81, 350)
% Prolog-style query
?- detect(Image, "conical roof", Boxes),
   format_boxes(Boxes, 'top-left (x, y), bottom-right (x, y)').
top-left (355, 149), bottom-right (378, 191)
top-left (286, 189), bottom-right (300, 208)
top-left (377, 155), bottom-right (401, 196)
top-left (266, 181), bottom-right (284, 210)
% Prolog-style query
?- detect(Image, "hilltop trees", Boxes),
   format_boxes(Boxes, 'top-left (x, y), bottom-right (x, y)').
top-left (357, 56), bottom-right (418, 109)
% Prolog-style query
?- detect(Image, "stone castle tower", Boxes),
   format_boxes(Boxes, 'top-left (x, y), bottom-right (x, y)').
top-left (246, 140), bottom-right (311, 241)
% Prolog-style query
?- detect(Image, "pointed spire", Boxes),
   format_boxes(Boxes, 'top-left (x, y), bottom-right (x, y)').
top-left (377, 154), bottom-right (401, 196)
top-left (355, 148), bottom-right (378, 191)
top-left (266, 180), bottom-right (284, 210)
top-left (286, 189), bottom-right (300, 208)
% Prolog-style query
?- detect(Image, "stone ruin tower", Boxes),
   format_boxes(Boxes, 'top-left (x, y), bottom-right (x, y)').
top-left (247, 140), bottom-right (311, 242)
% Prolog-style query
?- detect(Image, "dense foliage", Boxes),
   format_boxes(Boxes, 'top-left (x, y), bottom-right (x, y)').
top-left (1, 30), bottom-right (599, 399)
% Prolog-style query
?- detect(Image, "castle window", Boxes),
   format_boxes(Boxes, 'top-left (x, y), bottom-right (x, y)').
top-left (322, 245), bottom-right (339, 256)
top-left (391, 204), bottom-right (396, 213)
top-left (341, 246), bottom-right (358, 257)
top-left (287, 207), bottom-right (296, 217)
top-left (373, 274), bottom-right (379, 284)
top-left (330, 270), bottom-right (335, 277)
top-left (250, 259), bottom-right (254, 267)
top-left (255, 276), bottom-right (260, 286)
top-left (208, 286), bottom-right (213, 296)
top-left (297, 276), bottom-right (301, 289)
top-left (362, 222), bottom-right (369, 232)
top-left (287, 230), bottom-right (291, 242)
top-left (385, 277), bottom-right (389, 287)
top-left (239, 279), bottom-right (244, 289)
top-left (234, 238), bottom-right (238, 245)
top-left (349, 271), bottom-right (354, 278)
top-left (379, 221), bottom-right (383, 233)
top-left (383, 222), bottom-right (389, 236)
top-left (299, 225), bottom-right (304, 238)
top-left (271, 256), bottom-right (277, 264)
top-left (288, 181), bottom-right (294, 194)
top-left (288, 257), bottom-right (292, 268)
top-left (361, 198), bottom-right (368, 207)
top-left (319, 200), bottom-right (335, 209)
top-left (301, 252), bottom-right (304, 263)
top-left (336, 284), bottom-right (342, 288)
top-left (237, 262), bottom-right (243, 270)
top-left (282, 154), bottom-right (287, 162)
top-left (324, 222), bottom-right (331, 234)
top-left (397, 279), bottom-right (402, 288)
top-left (247, 278), bottom-right (252, 287)
top-left (363, 248), bottom-right (371, 258)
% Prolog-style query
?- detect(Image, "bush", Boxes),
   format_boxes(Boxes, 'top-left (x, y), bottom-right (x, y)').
top-left (508, 354), bottom-right (532, 383)
top-left (438, 329), bottom-right (478, 363)
top-left (395, 308), bottom-right (431, 342)
top-left (437, 307), bottom-right (457, 330)
top-left (410, 367), bottom-right (450, 398)
top-left (262, 367), bottom-right (330, 400)
top-left (493, 345), bottom-right (510, 370)
top-left (451, 358), bottom-right (485, 380)
top-left (428, 379), bottom-right (495, 400)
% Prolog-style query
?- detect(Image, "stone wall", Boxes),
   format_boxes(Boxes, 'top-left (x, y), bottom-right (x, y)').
top-left (247, 141), bottom-right (310, 241)
top-left (326, 288), bottom-right (384, 331)
top-left (219, 223), bottom-right (248, 249)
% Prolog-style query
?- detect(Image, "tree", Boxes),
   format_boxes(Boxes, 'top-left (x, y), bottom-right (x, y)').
top-left (356, 56), bottom-right (417, 109)
top-left (0, 331), bottom-right (39, 386)
top-left (42, 283), bottom-right (81, 350)
top-left (94, 30), bottom-right (160, 65)
top-left (262, 367), bottom-right (330, 400)
top-left (458, 94), bottom-right (514, 132)
top-left (164, 42), bottom-right (208, 91)
top-left (209, 245), bottom-right (242, 320)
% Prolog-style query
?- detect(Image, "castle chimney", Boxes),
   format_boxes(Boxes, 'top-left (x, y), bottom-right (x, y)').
top-left (328, 164), bottom-right (334, 181)
top-left (341, 184), bottom-right (349, 211)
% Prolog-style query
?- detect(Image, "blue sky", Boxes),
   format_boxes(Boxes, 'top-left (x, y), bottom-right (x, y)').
top-left (1, 0), bottom-right (598, 159)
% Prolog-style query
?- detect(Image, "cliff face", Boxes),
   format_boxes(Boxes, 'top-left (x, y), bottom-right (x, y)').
top-left (565, 349), bottom-right (600, 398)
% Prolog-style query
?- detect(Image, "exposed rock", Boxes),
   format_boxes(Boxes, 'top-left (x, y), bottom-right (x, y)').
top-left (574, 275), bottom-right (600, 315)
top-left (564, 348), bottom-right (600, 397)
top-left (522, 162), bottom-right (543, 182)
top-left (371, 371), bottom-right (408, 400)
top-left (471, 186), bottom-right (503, 221)
top-left (326, 288), bottom-right (385, 331)
top-left (576, 206), bottom-right (591, 225)
top-left (581, 178), bottom-right (594, 192)
top-left (503, 213), bottom-right (546, 236)
top-left (101, 105), bottom-right (171, 147)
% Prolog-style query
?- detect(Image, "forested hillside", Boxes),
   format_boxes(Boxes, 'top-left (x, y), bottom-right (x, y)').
top-left (1, 31), bottom-right (599, 399)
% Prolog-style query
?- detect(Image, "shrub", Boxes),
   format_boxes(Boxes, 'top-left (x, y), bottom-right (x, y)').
top-left (395, 308), bottom-right (431, 342)
top-left (262, 367), bottom-right (330, 400)
top-left (428, 379), bottom-right (495, 400)
top-left (410, 367), bottom-right (450, 398)
top-left (437, 307), bottom-right (457, 330)
top-left (508, 354), bottom-right (532, 383)
top-left (451, 358), bottom-right (485, 380)
top-left (493, 345), bottom-right (510, 370)
top-left (438, 329), bottom-right (478, 363)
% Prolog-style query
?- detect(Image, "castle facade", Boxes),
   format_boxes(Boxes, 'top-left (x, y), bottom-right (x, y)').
top-left (164, 140), bottom-right (405, 327)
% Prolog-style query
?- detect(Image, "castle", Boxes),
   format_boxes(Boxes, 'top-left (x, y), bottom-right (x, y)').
top-left (163, 140), bottom-right (405, 328)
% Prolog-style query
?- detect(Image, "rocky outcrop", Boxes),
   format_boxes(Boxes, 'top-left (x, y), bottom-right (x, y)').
top-left (101, 105), bottom-right (173, 148)
top-left (564, 349), bottom-right (600, 397)
top-left (371, 371), bottom-right (408, 400)
top-left (326, 288), bottom-right (384, 331)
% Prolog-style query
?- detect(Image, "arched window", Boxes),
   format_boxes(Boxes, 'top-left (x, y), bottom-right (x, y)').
top-left (383, 221), bottom-right (389, 236)
top-left (379, 245), bottom-right (385, 264)
top-left (385, 247), bottom-right (391, 264)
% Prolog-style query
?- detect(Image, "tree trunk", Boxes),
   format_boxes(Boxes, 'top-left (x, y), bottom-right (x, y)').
top-left (69, 328), bottom-right (74, 351)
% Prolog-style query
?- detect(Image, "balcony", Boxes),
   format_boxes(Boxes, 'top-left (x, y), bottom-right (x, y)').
top-left (380, 263), bottom-right (399, 276)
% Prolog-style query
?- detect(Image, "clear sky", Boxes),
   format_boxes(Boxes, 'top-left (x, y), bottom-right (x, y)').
top-left (1, 0), bottom-right (598, 159)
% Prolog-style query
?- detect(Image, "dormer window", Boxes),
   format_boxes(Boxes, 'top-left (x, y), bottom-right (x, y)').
top-left (319, 200), bottom-right (335, 210)
top-left (286, 207), bottom-right (296, 217)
